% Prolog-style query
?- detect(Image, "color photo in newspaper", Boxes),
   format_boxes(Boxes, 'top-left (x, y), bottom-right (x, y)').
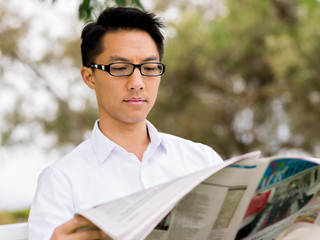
top-left (236, 157), bottom-right (320, 240)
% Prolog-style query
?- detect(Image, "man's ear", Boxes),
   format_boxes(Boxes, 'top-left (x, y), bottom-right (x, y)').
top-left (81, 66), bottom-right (95, 89)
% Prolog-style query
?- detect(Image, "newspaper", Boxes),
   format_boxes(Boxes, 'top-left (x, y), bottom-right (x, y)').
top-left (77, 152), bottom-right (320, 240)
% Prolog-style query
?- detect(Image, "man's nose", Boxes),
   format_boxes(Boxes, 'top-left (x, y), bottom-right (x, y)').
top-left (127, 67), bottom-right (145, 90)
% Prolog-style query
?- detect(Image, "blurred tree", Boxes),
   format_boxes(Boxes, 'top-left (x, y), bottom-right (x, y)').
top-left (0, 2), bottom-right (97, 151)
top-left (0, 209), bottom-right (29, 224)
top-left (0, 0), bottom-right (143, 152)
top-left (49, 0), bottom-right (144, 21)
top-left (1, 0), bottom-right (320, 160)
top-left (151, 0), bottom-right (320, 158)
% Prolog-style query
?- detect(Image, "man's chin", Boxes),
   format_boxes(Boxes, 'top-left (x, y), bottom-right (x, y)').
top-left (124, 118), bottom-right (148, 125)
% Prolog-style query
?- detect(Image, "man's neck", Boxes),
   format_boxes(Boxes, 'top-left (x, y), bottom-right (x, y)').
top-left (98, 119), bottom-right (150, 161)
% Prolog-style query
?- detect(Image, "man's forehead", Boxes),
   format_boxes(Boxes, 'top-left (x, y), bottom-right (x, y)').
top-left (96, 30), bottom-right (160, 62)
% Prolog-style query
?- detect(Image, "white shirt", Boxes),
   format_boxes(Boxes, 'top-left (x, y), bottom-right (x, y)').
top-left (28, 120), bottom-right (222, 239)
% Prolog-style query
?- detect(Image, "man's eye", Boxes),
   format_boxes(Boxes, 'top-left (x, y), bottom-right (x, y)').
top-left (144, 67), bottom-right (156, 71)
top-left (143, 64), bottom-right (158, 72)
top-left (111, 66), bottom-right (128, 71)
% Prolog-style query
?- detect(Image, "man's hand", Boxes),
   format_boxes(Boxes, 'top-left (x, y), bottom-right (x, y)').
top-left (50, 215), bottom-right (110, 240)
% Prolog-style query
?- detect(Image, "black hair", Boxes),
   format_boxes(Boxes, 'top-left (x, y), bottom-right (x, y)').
top-left (81, 7), bottom-right (165, 67)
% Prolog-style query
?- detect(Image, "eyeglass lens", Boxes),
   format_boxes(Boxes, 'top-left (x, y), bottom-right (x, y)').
top-left (110, 63), bottom-right (163, 76)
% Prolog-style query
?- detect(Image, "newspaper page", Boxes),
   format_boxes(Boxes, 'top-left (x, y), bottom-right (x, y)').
top-left (146, 153), bottom-right (265, 240)
top-left (275, 191), bottom-right (320, 239)
top-left (77, 151), bottom-right (261, 240)
top-left (236, 157), bottom-right (320, 240)
top-left (146, 156), bottom-right (320, 240)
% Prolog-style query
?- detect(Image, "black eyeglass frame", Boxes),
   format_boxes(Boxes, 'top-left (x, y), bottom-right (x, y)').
top-left (90, 62), bottom-right (166, 77)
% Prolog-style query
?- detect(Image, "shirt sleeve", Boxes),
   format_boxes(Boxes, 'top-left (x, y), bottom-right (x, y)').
top-left (190, 142), bottom-right (223, 170)
top-left (208, 144), bottom-right (223, 165)
top-left (28, 167), bottom-right (74, 240)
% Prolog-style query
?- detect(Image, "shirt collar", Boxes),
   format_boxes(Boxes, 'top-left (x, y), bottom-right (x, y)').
top-left (146, 120), bottom-right (168, 155)
top-left (91, 120), bottom-right (167, 164)
top-left (91, 120), bottom-right (117, 164)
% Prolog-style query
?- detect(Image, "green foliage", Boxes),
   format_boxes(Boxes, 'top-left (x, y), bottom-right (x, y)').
top-left (0, 208), bottom-right (30, 224)
top-left (11, 208), bottom-right (30, 222)
top-left (78, 0), bottom-right (94, 21)
top-left (0, 3), bottom-right (97, 148)
top-left (51, 0), bottom-right (144, 21)
top-left (2, 0), bottom-right (320, 160)
top-left (150, 0), bottom-right (320, 158)
top-left (42, 99), bottom-right (98, 147)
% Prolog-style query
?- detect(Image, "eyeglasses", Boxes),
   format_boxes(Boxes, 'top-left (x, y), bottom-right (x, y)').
top-left (90, 62), bottom-right (165, 77)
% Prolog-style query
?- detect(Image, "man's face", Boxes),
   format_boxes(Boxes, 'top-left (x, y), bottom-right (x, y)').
top-left (85, 30), bottom-right (161, 125)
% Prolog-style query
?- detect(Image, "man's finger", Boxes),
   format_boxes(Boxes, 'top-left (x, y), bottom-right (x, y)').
top-left (51, 215), bottom-right (110, 239)
top-left (72, 229), bottom-right (111, 240)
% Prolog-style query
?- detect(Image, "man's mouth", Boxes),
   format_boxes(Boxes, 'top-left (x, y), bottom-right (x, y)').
top-left (124, 98), bottom-right (147, 105)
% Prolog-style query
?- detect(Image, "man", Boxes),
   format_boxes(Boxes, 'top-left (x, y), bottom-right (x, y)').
top-left (28, 7), bottom-right (223, 239)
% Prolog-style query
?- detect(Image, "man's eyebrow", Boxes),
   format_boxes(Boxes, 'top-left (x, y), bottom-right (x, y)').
top-left (108, 55), bottom-right (160, 62)
top-left (109, 56), bottom-right (129, 62)
top-left (143, 56), bottom-right (159, 62)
